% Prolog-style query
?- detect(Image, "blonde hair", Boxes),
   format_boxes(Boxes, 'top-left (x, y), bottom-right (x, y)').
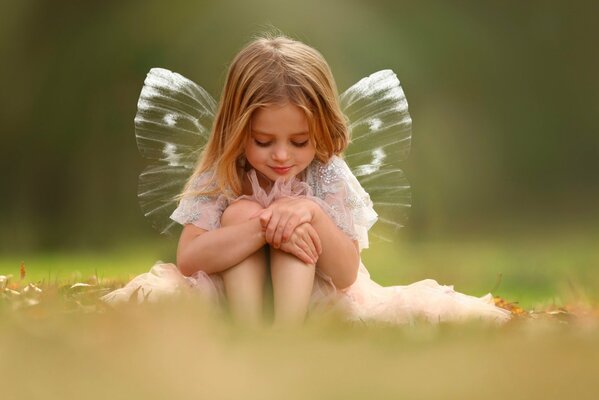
top-left (182, 33), bottom-right (349, 199)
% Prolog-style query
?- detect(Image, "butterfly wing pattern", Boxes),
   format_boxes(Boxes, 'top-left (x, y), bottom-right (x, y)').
top-left (135, 68), bottom-right (217, 235)
top-left (340, 70), bottom-right (412, 240)
top-left (135, 68), bottom-right (411, 239)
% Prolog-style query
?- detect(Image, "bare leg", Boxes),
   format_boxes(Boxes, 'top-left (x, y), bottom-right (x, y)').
top-left (220, 200), bottom-right (267, 327)
top-left (270, 248), bottom-right (315, 327)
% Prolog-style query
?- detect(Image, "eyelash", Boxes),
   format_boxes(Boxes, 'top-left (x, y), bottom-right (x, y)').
top-left (254, 140), bottom-right (309, 148)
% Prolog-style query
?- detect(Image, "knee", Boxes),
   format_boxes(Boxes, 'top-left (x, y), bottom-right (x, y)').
top-left (221, 199), bottom-right (263, 226)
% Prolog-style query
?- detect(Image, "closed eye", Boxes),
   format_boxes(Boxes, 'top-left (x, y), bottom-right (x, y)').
top-left (254, 139), bottom-right (309, 148)
top-left (292, 141), bottom-right (309, 148)
top-left (254, 139), bottom-right (272, 147)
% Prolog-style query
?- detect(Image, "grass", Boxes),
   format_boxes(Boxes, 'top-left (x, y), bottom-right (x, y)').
top-left (1, 231), bottom-right (598, 399)
top-left (363, 229), bottom-right (599, 310)
top-left (2, 228), bottom-right (598, 310)
top-left (0, 241), bottom-right (174, 284)
top-left (0, 293), bottom-right (598, 400)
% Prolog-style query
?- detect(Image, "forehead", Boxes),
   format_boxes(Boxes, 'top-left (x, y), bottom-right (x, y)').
top-left (251, 103), bottom-right (309, 135)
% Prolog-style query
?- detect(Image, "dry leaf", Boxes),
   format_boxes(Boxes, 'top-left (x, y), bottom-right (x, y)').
top-left (493, 296), bottom-right (526, 316)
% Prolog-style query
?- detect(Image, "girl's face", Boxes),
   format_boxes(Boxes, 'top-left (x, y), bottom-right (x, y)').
top-left (245, 102), bottom-right (316, 182)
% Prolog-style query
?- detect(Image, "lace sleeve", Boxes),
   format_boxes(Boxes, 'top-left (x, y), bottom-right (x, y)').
top-left (169, 172), bottom-right (228, 231)
top-left (307, 156), bottom-right (378, 250)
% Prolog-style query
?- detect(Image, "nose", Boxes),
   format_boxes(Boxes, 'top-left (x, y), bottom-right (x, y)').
top-left (272, 143), bottom-right (290, 163)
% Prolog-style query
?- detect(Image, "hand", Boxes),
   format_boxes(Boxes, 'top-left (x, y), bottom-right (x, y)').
top-left (276, 222), bottom-right (322, 265)
top-left (257, 198), bottom-right (317, 248)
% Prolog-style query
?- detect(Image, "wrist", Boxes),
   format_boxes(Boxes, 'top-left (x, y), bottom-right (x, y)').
top-left (306, 198), bottom-right (323, 221)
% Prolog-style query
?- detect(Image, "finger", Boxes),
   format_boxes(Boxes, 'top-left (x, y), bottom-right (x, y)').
top-left (259, 209), bottom-right (272, 229)
top-left (281, 215), bottom-right (300, 243)
top-left (290, 243), bottom-right (315, 265)
top-left (290, 231), bottom-right (313, 261)
top-left (294, 226), bottom-right (317, 261)
top-left (306, 224), bottom-right (322, 255)
top-left (273, 214), bottom-right (290, 248)
top-left (300, 234), bottom-right (318, 263)
top-left (265, 213), bottom-right (281, 245)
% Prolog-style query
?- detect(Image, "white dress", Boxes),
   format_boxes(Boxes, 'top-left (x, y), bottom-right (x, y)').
top-left (102, 156), bottom-right (512, 325)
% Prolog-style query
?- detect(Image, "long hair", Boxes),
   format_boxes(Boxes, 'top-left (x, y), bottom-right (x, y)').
top-left (181, 33), bottom-right (349, 199)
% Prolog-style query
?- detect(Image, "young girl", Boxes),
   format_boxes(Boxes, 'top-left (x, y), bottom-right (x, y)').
top-left (103, 34), bottom-right (512, 327)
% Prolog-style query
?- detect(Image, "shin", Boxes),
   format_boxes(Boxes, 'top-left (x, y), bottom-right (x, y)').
top-left (270, 248), bottom-right (315, 327)
top-left (220, 200), bottom-right (267, 326)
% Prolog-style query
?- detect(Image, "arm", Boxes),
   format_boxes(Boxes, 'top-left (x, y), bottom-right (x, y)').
top-left (176, 217), bottom-right (266, 276)
top-left (308, 202), bottom-right (360, 290)
top-left (259, 197), bottom-right (360, 289)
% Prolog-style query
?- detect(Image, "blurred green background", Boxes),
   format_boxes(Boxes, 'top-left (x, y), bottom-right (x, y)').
top-left (1, 0), bottom-right (598, 307)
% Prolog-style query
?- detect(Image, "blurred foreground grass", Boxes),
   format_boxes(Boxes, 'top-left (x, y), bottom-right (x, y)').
top-left (1, 232), bottom-right (599, 399)
top-left (0, 292), bottom-right (598, 399)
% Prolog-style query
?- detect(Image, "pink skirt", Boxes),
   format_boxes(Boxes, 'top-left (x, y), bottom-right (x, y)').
top-left (101, 261), bottom-right (511, 325)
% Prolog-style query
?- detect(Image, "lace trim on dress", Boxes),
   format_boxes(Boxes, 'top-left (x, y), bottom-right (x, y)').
top-left (305, 156), bottom-right (378, 250)
top-left (169, 172), bottom-right (229, 231)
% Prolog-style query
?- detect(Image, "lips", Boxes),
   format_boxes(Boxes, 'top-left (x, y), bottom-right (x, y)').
top-left (270, 166), bottom-right (293, 175)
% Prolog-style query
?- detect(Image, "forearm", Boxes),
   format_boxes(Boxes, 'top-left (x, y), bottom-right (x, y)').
top-left (177, 218), bottom-right (266, 276)
top-left (310, 205), bottom-right (360, 290)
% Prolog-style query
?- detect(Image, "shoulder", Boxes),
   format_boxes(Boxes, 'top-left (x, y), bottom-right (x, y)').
top-left (306, 155), bottom-right (352, 187)
top-left (170, 169), bottom-right (230, 230)
top-left (308, 155), bottom-right (365, 190)
top-left (185, 169), bottom-right (218, 193)
top-left (181, 169), bottom-right (238, 204)
top-left (306, 156), bottom-right (372, 205)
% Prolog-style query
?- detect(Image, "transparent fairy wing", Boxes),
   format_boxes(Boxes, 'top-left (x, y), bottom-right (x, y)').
top-left (135, 68), bottom-right (217, 235)
top-left (340, 70), bottom-right (412, 240)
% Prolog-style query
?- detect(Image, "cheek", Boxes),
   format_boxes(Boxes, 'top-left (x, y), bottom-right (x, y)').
top-left (243, 142), bottom-right (253, 161)
top-left (244, 143), bottom-right (263, 165)
top-left (300, 147), bottom-right (316, 164)
top-left (307, 142), bottom-right (317, 159)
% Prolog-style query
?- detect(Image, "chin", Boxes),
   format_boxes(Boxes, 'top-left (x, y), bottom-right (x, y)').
top-left (267, 172), bottom-right (295, 181)
top-left (253, 164), bottom-right (308, 182)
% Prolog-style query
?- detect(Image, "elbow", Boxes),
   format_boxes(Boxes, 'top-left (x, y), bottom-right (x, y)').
top-left (177, 250), bottom-right (202, 277)
top-left (334, 244), bottom-right (360, 290)
top-left (177, 245), bottom-right (214, 277)
top-left (176, 225), bottom-right (210, 277)
top-left (333, 272), bottom-right (358, 291)
top-left (177, 257), bottom-right (194, 277)
top-left (332, 259), bottom-right (359, 290)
